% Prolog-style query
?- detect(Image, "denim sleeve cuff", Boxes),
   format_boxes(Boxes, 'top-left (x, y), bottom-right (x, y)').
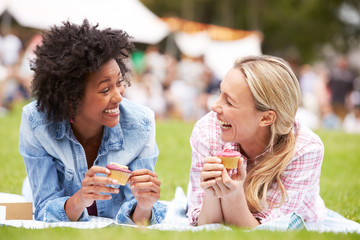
top-left (151, 201), bottom-right (168, 224)
top-left (116, 199), bottom-right (168, 225)
top-left (43, 196), bottom-right (90, 222)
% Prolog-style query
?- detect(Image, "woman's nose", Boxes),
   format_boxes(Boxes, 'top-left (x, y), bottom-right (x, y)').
top-left (112, 86), bottom-right (124, 103)
top-left (211, 96), bottom-right (222, 113)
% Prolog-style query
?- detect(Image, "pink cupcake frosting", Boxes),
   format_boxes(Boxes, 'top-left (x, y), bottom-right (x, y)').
top-left (216, 143), bottom-right (241, 157)
top-left (106, 164), bottom-right (131, 173)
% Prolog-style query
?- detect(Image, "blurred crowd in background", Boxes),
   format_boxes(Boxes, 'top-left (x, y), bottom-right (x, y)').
top-left (295, 55), bottom-right (360, 133)
top-left (1, 31), bottom-right (360, 134)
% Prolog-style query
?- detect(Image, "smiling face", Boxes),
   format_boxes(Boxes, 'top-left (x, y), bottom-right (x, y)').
top-left (75, 59), bottom-right (125, 131)
top-left (211, 68), bottom-right (266, 145)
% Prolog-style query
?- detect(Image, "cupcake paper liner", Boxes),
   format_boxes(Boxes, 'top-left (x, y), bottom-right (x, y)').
top-left (217, 156), bottom-right (239, 169)
top-left (108, 170), bottom-right (131, 185)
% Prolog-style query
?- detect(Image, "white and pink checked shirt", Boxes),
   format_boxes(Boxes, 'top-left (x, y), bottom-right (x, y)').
top-left (187, 111), bottom-right (327, 226)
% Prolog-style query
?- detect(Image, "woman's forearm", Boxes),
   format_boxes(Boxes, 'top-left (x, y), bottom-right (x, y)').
top-left (131, 204), bottom-right (152, 225)
top-left (198, 193), bottom-right (223, 225)
top-left (221, 189), bottom-right (260, 228)
top-left (64, 191), bottom-right (87, 221)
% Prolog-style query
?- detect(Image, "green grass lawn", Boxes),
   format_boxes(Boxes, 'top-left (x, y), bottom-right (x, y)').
top-left (1, 102), bottom-right (359, 239)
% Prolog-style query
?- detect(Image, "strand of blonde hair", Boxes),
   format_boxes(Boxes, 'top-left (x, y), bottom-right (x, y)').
top-left (244, 131), bottom-right (296, 212)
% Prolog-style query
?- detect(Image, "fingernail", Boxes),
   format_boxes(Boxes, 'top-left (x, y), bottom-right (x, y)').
top-left (112, 179), bottom-right (118, 184)
top-left (114, 188), bottom-right (119, 193)
top-left (106, 169), bottom-right (110, 174)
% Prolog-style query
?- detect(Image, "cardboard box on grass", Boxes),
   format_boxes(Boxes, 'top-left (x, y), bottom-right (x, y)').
top-left (0, 202), bottom-right (33, 220)
top-left (0, 193), bottom-right (33, 220)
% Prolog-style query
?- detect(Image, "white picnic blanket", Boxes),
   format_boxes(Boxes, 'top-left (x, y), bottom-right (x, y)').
top-left (0, 188), bottom-right (229, 231)
top-left (1, 187), bottom-right (360, 234)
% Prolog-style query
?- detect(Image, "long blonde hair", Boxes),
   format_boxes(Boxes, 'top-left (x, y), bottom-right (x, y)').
top-left (234, 55), bottom-right (301, 213)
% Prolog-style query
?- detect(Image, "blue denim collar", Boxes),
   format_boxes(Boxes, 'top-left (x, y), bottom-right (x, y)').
top-left (53, 120), bottom-right (124, 155)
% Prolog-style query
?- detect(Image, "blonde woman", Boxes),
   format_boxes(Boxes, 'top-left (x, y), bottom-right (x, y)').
top-left (187, 55), bottom-right (327, 228)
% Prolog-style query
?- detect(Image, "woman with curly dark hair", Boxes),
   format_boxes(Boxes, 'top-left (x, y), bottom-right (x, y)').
top-left (19, 20), bottom-right (167, 224)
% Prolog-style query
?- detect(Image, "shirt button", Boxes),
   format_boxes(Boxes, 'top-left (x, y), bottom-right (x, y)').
top-left (95, 160), bottom-right (99, 165)
top-left (99, 211), bottom-right (104, 214)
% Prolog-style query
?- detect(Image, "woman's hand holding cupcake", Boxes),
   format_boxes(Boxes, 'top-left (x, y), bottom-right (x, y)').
top-left (201, 155), bottom-right (246, 198)
top-left (65, 166), bottom-right (119, 221)
top-left (214, 158), bottom-right (247, 198)
top-left (129, 169), bottom-right (161, 224)
top-left (200, 156), bottom-right (224, 197)
top-left (80, 166), bottom-right (120, 204)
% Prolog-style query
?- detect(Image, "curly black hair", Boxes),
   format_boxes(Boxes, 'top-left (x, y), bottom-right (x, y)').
top-left (31, 19), bottom-right (134, 122)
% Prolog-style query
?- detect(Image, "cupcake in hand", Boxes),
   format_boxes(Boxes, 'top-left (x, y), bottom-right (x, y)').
top-left (106, 162), bottom-right (132, 185)
top-left (216, 143), bottom-right (241, 169)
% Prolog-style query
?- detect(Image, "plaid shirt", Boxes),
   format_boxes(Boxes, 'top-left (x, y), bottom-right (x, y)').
top-left (187, 111), bottom-right (327, 226)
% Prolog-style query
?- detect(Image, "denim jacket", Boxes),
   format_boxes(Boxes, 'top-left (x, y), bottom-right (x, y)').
top-left (19, 98), bottom-right (167, 223)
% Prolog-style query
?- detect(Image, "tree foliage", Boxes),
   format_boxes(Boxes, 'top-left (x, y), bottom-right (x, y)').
top-left (141, 0), bottom-right (360, 63)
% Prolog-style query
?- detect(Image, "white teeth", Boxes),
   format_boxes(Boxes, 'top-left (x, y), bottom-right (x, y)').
top-left (104, 108), bottom-right (119, 114)
top-left (218, 120), bottom-right (232, 129)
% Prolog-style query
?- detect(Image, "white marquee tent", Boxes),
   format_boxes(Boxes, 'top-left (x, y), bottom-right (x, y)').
top-left (162, 17), bottom-right (262, 80)
top-left (174, 31), bottom-right (262, 80)
top-left (0, 0), bottom-right (169, 44)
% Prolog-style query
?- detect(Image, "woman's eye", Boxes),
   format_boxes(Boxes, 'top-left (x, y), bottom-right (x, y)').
top-left (117, 77), bottom-right (124, 86)
top-left (102, 88), bottom-right (110, 94)
top-left (226, 99), bottom-right (233, 106)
